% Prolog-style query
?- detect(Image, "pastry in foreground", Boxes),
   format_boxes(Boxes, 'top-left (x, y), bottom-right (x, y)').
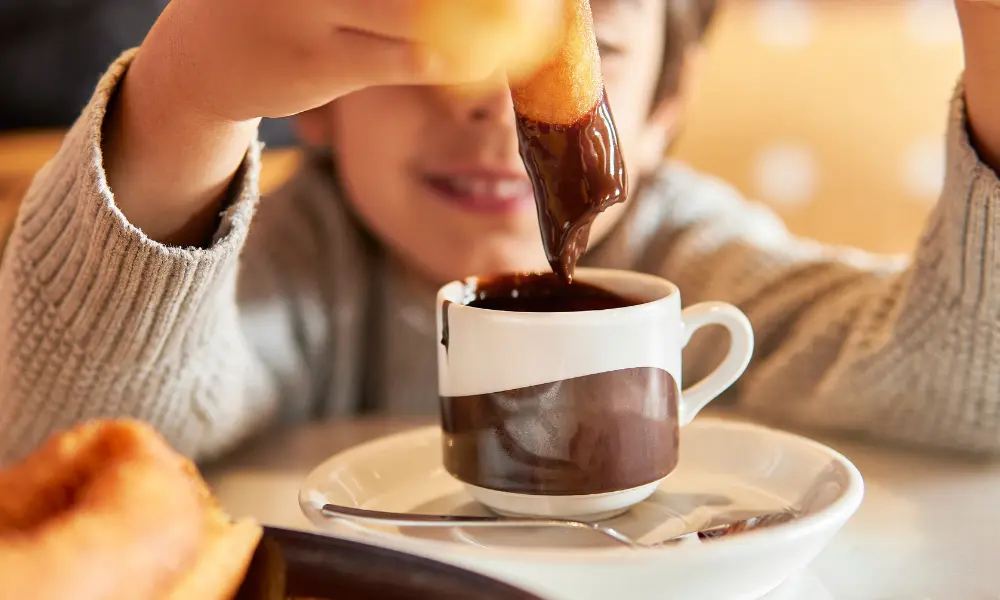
top-left (0, 419), bottom-right (261, 600)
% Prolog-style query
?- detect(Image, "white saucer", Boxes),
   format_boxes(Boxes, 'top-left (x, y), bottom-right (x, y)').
top-left (300, 418), bottom-right (864, 600)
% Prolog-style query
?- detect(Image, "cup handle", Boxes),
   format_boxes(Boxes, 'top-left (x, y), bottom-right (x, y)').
top-left (678, 302), bottom-right (755, 426)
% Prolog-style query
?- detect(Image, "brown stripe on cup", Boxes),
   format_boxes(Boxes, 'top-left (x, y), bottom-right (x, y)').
top-left (440, 367), bottom-right (679, 496)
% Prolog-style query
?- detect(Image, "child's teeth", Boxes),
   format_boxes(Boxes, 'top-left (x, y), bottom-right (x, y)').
top-left (498, 180), bottom-right (527, 198)
top-left (471, 180), bottom-right (490, 196)
top-left (449, 177), bottom-right (530, 198)
top-left (450, 179), bottom-right (474, 195)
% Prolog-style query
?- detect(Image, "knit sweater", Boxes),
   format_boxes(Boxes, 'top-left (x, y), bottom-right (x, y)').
top-left (2, 53), bottom-right (1000, 464)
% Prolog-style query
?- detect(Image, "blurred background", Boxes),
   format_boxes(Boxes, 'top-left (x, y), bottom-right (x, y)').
top-left (672, 0), bottom-right (963, 254)
top-left (0, 0), bottom-right (965, 256)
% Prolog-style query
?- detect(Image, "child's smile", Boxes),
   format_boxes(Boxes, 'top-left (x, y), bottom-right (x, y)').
top-left (297, 0), bottom-right (671, 283)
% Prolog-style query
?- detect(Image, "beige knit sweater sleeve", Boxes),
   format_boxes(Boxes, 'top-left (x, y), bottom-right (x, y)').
top-left (3, 52), bottom-right (1000, 464)
top-left (0, 54), bottom-right (283, 464)
top-left (657, 84), bottom-right (1000, 454)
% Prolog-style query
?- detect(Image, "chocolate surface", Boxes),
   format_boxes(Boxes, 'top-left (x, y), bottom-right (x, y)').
top-left (515, 89), bottom-right (628, 283)
top-left (464, 272), bottom-right (638, 313)
top-left (440, 367), bottom-right (679, 496)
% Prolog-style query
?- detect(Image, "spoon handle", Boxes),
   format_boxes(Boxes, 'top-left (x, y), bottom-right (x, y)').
top-left (321, 504), bottom-right (642, 548)
top-left (319, 503), bottom-right (794, 549)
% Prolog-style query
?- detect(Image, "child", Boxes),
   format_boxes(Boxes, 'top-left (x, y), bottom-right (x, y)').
top-left (1, 0), bottom-right (999, 464)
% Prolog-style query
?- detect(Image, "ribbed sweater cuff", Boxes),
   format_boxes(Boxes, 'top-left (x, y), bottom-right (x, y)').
top-left (7, 50), bottom-right (262, 364)
top-left (911, 78), bottom-right (1000, 315)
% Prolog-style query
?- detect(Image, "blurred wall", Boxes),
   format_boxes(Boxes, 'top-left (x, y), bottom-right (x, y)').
top-left (0, 0), bottom-right (295, 146)
top-left (1, 0), bottom-right (969, 257)
top-left (671, 0), bottom-right (966, 253)
top-left (0, 1), bottom-right (165, 130)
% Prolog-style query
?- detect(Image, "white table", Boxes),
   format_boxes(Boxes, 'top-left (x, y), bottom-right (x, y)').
top-left (206, 418), bottom-right (1000, 600)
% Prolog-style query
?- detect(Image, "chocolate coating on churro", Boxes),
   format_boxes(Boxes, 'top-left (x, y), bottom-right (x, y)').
top-left (515, 90), bottom-right (627, 282)
top-left (510, 0), bottom-right (628, 282)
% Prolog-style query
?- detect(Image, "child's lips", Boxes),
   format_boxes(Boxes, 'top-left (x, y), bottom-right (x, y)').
top-left (422, 173), bottom-right (535, 213)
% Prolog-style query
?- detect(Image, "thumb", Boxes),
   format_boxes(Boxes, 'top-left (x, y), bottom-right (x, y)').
top-left (419, 0), bottom-right (566, 84)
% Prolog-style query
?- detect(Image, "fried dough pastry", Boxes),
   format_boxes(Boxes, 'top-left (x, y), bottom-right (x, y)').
top-left (509, 0), bottom-right (602, 125)
top-left (160, 455), bottom-right (263, 600)
top-left (509, 0), bottom-right (628, 282)
top-left (0, 420), bottom-right (261, 600)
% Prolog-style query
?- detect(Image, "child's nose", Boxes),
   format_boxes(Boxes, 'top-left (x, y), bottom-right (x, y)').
top-left (436, 72), bottom-right (516, 125)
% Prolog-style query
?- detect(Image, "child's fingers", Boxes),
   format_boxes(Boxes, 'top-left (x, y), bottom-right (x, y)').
top-left (330, 0), bottom-right (564, 85)
top-left (418, 0), bottom-right (565, 81)
top-left (326, 26), bottom-right (518, 88)
top-left (331, 0), bottom-right (562, 45)
top-left (326, 28), bottom-right (450, 88)
top-left (331, 0), bottom-right (420, 41)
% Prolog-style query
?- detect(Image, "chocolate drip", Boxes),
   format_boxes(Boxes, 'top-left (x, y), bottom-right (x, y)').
top-left (515, 89), bottom-right (628, 283)
top-left (440, 300), bottom-right (453, 351)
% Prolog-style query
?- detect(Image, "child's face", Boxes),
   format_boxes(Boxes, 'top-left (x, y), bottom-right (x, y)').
top-left (304, 0), bottom-right (672, 283)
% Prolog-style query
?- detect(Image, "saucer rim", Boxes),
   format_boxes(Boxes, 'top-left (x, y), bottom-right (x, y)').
top-left (299, 418), bottom-right (865, 562)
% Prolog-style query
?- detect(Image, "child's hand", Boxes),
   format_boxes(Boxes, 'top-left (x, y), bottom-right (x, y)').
top-left (103, 0), bottom-right (562, 245)
top-left (140, 0), bottom-right (563, 123)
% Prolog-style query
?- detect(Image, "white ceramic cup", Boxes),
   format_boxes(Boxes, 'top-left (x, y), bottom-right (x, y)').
top-left (436, 268), bottom-right (754, 520)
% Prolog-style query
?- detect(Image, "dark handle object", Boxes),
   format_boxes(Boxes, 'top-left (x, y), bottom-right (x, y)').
top-left (234, 526), bottom-right (543, 600)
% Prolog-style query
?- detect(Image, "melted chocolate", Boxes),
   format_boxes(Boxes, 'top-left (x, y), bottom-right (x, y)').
top-left (465, 272), bottom-right (638, 313)
top-left (439, 273), bottom-right (637, 354)
top-left (440, 300), bottom-right (453, 350)
top-left (515, 89), bottom-right (628, 283)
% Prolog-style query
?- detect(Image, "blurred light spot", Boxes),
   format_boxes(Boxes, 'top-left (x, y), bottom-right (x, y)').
top-left (903, 139), bottom-right (945, 201)
top-left (907, 0), bottom-right (961, 45)
top-left (756, 0), bottom-right (814, 47)
top-left (753, 144), bottom-right (818, 207)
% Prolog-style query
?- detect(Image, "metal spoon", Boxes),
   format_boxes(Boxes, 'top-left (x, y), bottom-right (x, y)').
top-left (320, 504), bottom-right (796, 549)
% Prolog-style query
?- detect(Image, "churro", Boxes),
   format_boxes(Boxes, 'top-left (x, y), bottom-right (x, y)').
top-left (511, 0), bottom-right (628, 282)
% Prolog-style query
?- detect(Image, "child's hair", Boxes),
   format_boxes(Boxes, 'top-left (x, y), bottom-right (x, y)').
top-left (655, 0), bottom-right (718, 103)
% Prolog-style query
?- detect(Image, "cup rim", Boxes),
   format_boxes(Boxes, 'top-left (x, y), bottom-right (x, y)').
top-left (437, 268), bottom-right (679, 320)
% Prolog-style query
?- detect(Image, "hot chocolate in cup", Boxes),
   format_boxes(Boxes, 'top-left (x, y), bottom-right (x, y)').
top-left (436, 268), bottom-right (755, 521)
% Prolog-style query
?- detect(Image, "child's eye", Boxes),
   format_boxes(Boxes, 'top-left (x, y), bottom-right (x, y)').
top-left (597, 40), bottom-right (624, 58)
